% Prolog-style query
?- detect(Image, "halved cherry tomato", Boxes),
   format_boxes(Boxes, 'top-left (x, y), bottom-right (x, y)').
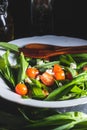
top-left (53, 64), bottom-right (62, 73)
top-left (53, 64), bottom-right (65, 80)
top-left (26, 67), bottom-right (39, 78)
top-left (15, 83), bottom-right (28, 96)
top-left (54, 70), bottom-right (65, 80)
top-left (40, 72), bottom-right (54, 86)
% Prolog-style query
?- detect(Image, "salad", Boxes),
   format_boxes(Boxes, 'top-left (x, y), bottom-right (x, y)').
top-left (1, 42), bottom-right (87, 101)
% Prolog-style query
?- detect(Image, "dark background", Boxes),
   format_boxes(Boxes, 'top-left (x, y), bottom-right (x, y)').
top-left (8, 0), bottom-right (87, 40)
top-left (0, 0), bottom-right (87, 127)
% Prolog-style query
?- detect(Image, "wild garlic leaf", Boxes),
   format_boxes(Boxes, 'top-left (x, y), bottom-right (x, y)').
top-left (0, 42), bottom-right (19, 52)
top-left (17, 52), bottom-right (28, 83)
top-left (0, 50), bottom-right (16, 87)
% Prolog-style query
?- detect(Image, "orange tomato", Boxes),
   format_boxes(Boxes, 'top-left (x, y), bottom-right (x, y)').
top-left (40, 72), bottom-right (54, 86)
top-left (53, 64), bottom-right (65, 80)
top-left (15, 83), bottom-right (28, 96)
top-left (54, 70), bottom-right (65, 80)
top-left (53, 64), bottom-right (62, 73)
top-left (26, 67), bottom-right (39, 78)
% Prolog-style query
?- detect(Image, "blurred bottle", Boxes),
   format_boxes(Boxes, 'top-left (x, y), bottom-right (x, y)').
top-left (0, 0), bottom-right (14, 42)
top-left (31, 0), bottom-right (54, 35)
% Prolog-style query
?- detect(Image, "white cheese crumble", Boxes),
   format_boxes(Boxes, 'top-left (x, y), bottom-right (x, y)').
top-left (37, 60), bottom-right (44, 65)
top-left (70, 63), bottom-right (77, 69)
top-left (36, 75), bottom-right (40, 80)
top-left (25, 77), bottom-right (32, 83)
top-left (46, 69), bottom-right (54, 75)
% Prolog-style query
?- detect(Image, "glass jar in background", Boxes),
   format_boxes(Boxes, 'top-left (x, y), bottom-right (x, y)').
top-left (31, 0), bottom-right (54, 35)
top-left (0, 0), bottom-right (14, 42)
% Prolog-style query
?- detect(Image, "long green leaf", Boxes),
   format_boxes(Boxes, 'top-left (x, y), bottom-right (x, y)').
top-left (26, 112), bottom-right (80, 128)
top-left (0, 50), bottom-right (15, 86)
top-left (17, 52), bottom-right (28, 83)
top-left (0, 42), bottom-right (19, 52)
top-left (53, 122), bottom-right (76, 130)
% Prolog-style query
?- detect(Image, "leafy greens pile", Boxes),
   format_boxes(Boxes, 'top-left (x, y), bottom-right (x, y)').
top-left (1, 42), bottom-right (87, 101)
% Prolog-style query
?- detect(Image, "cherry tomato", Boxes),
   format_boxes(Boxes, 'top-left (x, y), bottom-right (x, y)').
top-left (66, 71), bottom-right (78, 80)
top-left (53, 64), bottom-right (65, 80)
top-left (40, 72), bottom-right (54, 86)
top-left (53, 64), bottom-right (62, 73)
top-left (66, 72), bottom-right (73, 80)
top-left (15, 83), bottom-right (28, 96)
top-left (54, 70), bottom-right (65, 80)
top-left (26, 67), bottom-right (39, 78)
top-left (83, 65), bottom-right (87, 71)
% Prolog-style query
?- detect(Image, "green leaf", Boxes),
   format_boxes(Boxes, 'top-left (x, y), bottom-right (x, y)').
top-left (53, 122), bottom-right (76, 130)
top-left (29, 79), bottom-right (48, 99)
top-left (25, 111), bottom-right (87, 129)
top-left (32, 87), bottom-right (46, 99)
top-left (59, 54), bottom-right (76, 66)
top-left (0, 57), bottom-right (6, 70)
top-left (71, 85), bottom-right (82, 93)
top-left (0, 50), bottom-right (15, 87)
top-left (31, 78), bottom-right (42, 88)
top-left (17, 52), bottom-right (28, 83)
top-left (66, 67), bottom-right (77, 78)
top-left (77, 62), bottom-right (87, 69)
top-left (0, 42), bottom-right (19, 52)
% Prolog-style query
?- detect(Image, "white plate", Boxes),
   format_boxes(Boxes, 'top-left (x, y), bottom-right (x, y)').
top-left (0, 35), bottom-right (87, 109)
